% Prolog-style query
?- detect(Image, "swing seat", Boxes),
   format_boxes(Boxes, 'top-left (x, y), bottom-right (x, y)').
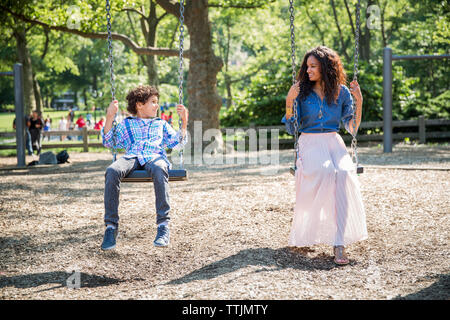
top-left (122, 169), bottom-right (188, 183)
top-left (290, 166), bottom-right (363, 175)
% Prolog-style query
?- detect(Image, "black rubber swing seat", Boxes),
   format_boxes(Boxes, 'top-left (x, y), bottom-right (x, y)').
top-left (122, 169), bottom-right (188, 183)
top-left (289, 166), bottom-right (364, 175)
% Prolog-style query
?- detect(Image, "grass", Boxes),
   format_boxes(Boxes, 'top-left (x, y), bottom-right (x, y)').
top-left (0, 108), bottom-right (183, 132)
top-left (0, 110), bottom-right (101, 132)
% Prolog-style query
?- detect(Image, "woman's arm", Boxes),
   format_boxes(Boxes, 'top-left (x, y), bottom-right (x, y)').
top-left (348, 80), bottom-right (363, 135)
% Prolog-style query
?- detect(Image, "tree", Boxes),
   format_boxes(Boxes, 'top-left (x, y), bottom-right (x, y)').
top-left (1, 0), bottom-right (275, 140)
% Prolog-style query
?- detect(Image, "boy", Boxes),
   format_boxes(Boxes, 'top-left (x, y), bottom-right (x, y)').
top-left (101, 85), bottom-right (188, 250)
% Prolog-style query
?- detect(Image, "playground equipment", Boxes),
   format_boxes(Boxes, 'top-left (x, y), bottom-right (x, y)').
top-left (382, 48), bottom-right (450, 152)
top-left (288, 0), bottom-right (363, 175)
top-left (0, 63), bottom-right (25, 167)
top-left (105, 0), bottom-right (187, 182)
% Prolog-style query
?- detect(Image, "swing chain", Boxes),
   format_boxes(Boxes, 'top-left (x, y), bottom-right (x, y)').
top-left (106, 0), bottom-right (118, 161)
top-left (178, 0), bottom-right (185, 169)
top-left (289, 0), bottom-right (299, 161)
top-left (350, 0), bottom-right (361, 168)
top-left (178, 0), bottom-right (185, 107)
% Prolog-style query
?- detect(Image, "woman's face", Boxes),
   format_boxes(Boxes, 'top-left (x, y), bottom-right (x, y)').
top-left (306, 55), bottom-right (321, 82)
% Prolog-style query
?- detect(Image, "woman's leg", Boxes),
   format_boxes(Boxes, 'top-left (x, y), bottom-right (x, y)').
top-left (289, 133), bottom-right (338, 247)
top-left (330, 134), bottom-right (368, 264)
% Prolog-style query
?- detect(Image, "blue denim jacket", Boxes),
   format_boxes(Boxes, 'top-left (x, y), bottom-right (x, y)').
top-left (281, 84), bottom-right (355, 134)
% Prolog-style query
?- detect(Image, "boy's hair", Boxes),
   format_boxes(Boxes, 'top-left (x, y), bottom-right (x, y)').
top-left (126, 85), bottom-right (159, 115)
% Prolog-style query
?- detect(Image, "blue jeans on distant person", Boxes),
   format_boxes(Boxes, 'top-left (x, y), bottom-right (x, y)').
top-left (25, 129), bottom-right (32, 155)
top-left (104, 157), bottom-right (170, 227)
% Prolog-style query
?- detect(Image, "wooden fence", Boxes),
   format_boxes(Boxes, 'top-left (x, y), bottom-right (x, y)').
top-left (0, 116), bottom-right (449, 152)
top-left (0, 127), bottom-right (103, 151)
top-left (221, 116), bottom-right (450, 146)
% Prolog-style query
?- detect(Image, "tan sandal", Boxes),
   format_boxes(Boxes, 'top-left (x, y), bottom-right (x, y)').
top-left (333, 245), bottom-right (349, 265)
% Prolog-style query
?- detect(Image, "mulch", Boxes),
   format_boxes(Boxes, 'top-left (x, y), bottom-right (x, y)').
top-left (0, 143), bottom-right (449, 299)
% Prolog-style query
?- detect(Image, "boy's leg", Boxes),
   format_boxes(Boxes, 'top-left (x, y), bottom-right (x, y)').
top-left (144, 159), bottom-right (170, 225)
top-left (104, 157), bottom-right (139, 227)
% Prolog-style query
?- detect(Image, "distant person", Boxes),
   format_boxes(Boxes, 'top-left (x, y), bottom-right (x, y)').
top-left (68, 107), bottom-right (75, 129)
top-left (94, 117), bottom-right (104, 131)
top-left (29, 110), bottom-right (44, 155)
top-left (167, 111), bottom-right (173, 125)
top-left (86, 112), bottom-right (93, 127)
top-left (59, 116), bottom-right (67, 141)
top-left (43, 116), bottom-right (52, 141)
top-left (75, 115), bottom-right (86, 141)
top-left (161, 110), bottom-right (168, 121)
top-left (13, 115), bottom-right (33, 156)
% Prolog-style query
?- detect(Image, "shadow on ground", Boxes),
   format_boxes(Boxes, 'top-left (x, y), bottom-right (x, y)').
top-left (393, 273), bottom-right (450, 300)
top-left (0, 271), bottom-right (123, 292)
top-left (166, 247), bottom-right (349, 285)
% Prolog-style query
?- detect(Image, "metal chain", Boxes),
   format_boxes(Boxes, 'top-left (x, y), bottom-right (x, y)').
top-left (289, 0), bottom-right (299, 166)
top-left (106, 0), bottom-right (118, 162)
top-left (177, 0), bottom-right (185, 169)
top-left (350, 0), bottom-right (361, 169)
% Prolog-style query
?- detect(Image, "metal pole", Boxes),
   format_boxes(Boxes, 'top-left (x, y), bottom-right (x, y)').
top-left (14, 63), bottom-right (26, 167)
top-left (383, 47), bottom-right (393, 153)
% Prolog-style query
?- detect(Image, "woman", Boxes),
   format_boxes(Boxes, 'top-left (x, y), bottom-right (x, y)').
top-left (282, 46), bottom-right (368, 265)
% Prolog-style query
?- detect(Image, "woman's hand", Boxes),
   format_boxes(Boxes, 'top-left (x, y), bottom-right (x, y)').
top-left (286, 81), bottom-right (300, 119)
top-left (287, 81), bottom-right (300, 101)
top-left (350, 80), bottom-right (362, 106)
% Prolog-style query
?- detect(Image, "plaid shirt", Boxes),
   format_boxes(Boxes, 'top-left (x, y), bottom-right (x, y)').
top-left (102, 116), bottom-right (187, 168)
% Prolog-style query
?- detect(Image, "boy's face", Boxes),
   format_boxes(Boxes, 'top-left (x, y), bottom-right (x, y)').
top-left (136, 95), bottom-right (159, 118)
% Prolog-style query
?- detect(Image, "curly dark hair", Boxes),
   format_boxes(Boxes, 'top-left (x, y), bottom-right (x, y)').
top-left (296, 46), bottom-right (347, 105)
top-left (126, 85), bottom-right (159, 115)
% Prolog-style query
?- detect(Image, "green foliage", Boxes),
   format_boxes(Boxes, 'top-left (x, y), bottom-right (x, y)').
top-left (0, 0), bottom-right (448, 128)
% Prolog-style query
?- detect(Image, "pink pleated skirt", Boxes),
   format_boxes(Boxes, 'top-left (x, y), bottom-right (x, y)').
top-left (289, 132), bottom-right (368, 247)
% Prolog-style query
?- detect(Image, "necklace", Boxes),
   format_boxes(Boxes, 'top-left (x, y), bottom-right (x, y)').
top-left (317, 92), bottom-right (324, 119)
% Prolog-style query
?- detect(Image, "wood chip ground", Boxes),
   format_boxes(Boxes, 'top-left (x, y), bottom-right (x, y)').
top-left (0, 144), bottom-right (449, 300)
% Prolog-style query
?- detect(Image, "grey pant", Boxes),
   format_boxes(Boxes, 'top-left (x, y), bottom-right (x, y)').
top-left (104, 157), bottom-right (170, 227)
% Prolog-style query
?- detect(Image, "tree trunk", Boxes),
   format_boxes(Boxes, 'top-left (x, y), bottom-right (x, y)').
top-left (33, 73), bottom-right (43, 114)
top-left (330, 0), bottom-right (351, 61)
top-left (141, 1), bottom-right (160, 88)
top-left (185, 0), bottom-right (223, 136)
top-left (82, 88), bottom-right (88, 108)
top-left (13, 26), bottom-right (36, 115)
